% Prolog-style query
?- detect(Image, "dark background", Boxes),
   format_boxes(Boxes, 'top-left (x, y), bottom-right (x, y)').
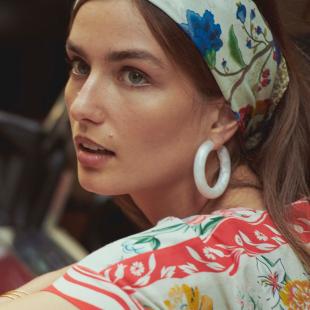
top-left (0, 0), bottom-right (72, 119)
top-left (0, 0), bottom-right (138, 255)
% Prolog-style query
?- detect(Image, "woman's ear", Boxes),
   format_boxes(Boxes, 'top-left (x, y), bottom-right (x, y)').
top-left (208, 98), bottom-right (239, 150)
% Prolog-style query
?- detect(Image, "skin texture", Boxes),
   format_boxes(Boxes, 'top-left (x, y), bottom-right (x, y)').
top-left (65, 0), bottom-right (239, 223)
top-left (0, 0), bottom-right (264, 308)
top-left (0, 266), bottom-right (75, 309)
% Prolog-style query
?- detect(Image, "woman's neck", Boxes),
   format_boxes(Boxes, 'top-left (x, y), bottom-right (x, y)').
top-left (131, 178), bottom-right (208, 225)
top-left (130, 164), bottom-right (265, 225)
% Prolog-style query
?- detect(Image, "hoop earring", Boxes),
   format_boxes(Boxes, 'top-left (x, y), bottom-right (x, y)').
top-left (193, 140), bottom-right (231, 199)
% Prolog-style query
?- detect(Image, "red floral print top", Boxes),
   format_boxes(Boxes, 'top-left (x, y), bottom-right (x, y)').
top-left (44, 200), bottom-right (310, 309)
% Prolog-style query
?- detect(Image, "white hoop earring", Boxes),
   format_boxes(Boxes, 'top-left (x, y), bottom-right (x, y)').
top-left (193, 140), bottom-right (231, 199)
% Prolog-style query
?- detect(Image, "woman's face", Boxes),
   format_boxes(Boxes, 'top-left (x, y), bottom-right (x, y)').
top-left (66, 0), bottom-right (217, 196)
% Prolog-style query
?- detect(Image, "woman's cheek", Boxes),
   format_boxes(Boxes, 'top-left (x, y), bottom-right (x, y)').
top-left (64, 79), bottom-right (76, 104)
top-left (64, 82), bottom-right (78, 130)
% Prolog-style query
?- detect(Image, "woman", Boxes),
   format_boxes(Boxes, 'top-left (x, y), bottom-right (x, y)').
top-left (0, 0), bottom-right (309, 309)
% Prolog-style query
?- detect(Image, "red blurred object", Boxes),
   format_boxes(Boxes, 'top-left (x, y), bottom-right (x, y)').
top-left (0, 245), bottom-right (34, 293)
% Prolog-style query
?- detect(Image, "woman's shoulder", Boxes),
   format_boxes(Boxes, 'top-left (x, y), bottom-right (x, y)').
top-left (70, 199), bottom-right (310, 273)
top-left (44, 200), bottom-right (309, 309)
top-left (75, 207), bottom-right (268, 273)
top-left (185, 198), bottom-right (310, 242)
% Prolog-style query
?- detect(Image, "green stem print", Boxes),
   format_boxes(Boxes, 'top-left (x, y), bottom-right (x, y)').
top-left (243, 24), bottom-right (267, 47)
top-left (228, 43), bottom-right (273, 102)
top-left (213, 66), bottom-right (244, 77)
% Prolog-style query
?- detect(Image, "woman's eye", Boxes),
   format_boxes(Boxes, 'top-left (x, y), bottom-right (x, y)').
top-left (70, 59), bottom-right (90, 77)
top-left (121, 68), bottom-right (150, 86)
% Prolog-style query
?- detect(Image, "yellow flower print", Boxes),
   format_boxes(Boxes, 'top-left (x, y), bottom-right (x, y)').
top-left (165, 285), bottom-right (184, 308)
top-left (164, 284), bottom-right (213, 310)
top-left (279, 280), bottom-right (310, 309)
top-left (200, 295), bottom-right (213, 310)
top-left (183, 284), bottom-right (200, 309)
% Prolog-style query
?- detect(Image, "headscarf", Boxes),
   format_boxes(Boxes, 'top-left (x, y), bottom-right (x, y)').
top-left (73, 0), bottom-right (289, 150)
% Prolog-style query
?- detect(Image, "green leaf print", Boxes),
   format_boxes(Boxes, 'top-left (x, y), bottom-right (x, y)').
top-left (264, 28), bottom-right (268, 37)
top-left (148, 223), bottom-right (189, 235)
top-left (250, 22), bottom-right (254, 34)
top-left (135, 236), bottom-right (161, 250)
top-left (229, 25), bottom-right (246, 68)
top-left (205, 49), bottom-right (216, 69)
top-left (192, 216), bottom-right (224, 236)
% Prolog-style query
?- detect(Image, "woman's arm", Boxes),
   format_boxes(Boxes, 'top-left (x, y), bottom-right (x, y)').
top-left (0, 291), bottom-right (77, 310)
top-left (0, 265), bottom-right (73, 307)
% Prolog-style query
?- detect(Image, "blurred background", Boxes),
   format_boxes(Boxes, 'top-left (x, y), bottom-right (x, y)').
top-left (0, 0), bottom-right (139, 292)
top-left (0, 0), bottom-right (309, 292)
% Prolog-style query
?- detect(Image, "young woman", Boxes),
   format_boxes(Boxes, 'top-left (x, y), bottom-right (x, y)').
top-left (1, 0), bottom-right (309, 309)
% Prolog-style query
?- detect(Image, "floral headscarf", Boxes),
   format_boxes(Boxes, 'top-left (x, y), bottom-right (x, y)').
top-left (146, 0), bottom-right (289, 150)
top-left (73, 0), bottom-right (289, 150)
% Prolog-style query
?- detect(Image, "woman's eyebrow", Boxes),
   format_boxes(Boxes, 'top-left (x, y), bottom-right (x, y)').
top-left (106, 49), bottom-right (165, 68)
top-left (66, 40), bottom-right (86, 58)
top-left (66, 40), bottom-right (164, 68)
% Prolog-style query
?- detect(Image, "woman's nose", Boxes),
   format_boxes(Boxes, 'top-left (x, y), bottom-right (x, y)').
top-left (69, 78), bottom-right (105, 124)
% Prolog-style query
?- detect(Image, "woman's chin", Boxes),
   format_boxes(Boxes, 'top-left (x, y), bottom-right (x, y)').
top-left (77, 170), bottom-right (126, 196)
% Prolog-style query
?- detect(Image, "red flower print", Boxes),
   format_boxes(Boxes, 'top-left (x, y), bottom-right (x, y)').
top-left (238, 105), bottom-right (253, 132)
top-left (261, 78), bottom-right (271, 87)
top-left (262, 69), bottom-right (270, 78)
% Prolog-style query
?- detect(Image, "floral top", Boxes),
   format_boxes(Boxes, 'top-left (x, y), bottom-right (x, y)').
top-left (45, 200), bottom-right (310, 309)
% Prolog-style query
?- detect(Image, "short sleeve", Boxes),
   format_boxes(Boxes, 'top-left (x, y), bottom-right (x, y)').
top-left (44, 264), bottom-right (143, 310)
top-left (43, 216), bottom-right (198, 309)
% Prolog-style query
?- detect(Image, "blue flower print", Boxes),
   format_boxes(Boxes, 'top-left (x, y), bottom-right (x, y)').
top-left (233, 111), bottom-right (241, 121)
top-left (246, 38), bottom-right (252, 48)
top-left (273, 42), bottom-right (282, 66)
top-left (236, 3), bottom-right (247, 24)
top-left (122, 236), bottom-right (160, 254)
top-left (250, 9), bottom-right (256, 20)
top-left (122, 239), bottom-right (146, 254)
top-left (181, 9), bottom-right (223, 67)
top-left (255, 26), bottom-right (262, 35)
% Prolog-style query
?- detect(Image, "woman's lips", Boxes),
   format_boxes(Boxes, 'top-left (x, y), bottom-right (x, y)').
top-left (74, 135), bottom-right (115, 169)
top-left (74, 136), bottom-right (114, 152)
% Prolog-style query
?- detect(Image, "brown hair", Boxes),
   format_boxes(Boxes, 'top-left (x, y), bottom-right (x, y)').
top-left (70, 0), bottom-right (310, 271)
